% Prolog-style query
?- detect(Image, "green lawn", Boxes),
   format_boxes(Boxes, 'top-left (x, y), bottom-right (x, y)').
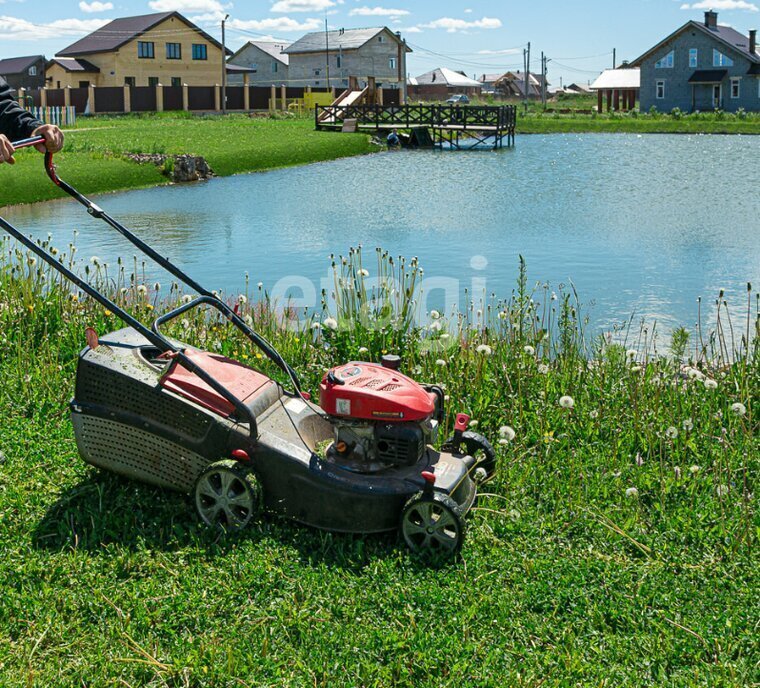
top-left (1, 113), bottom-right (376, 207)
top-left (0, 247), bottom-right (757, 687)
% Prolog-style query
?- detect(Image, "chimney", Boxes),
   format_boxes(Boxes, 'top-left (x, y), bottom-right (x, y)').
top-left (750, 29), bottom-right (757, 55)
top-left (705, 10), bottom-right (718, 30)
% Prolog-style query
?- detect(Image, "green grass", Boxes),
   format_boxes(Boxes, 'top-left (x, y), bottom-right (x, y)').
top-left (1, 113), bottom-right (376, 207)
top-left (0, 244), bottom-right (757, 686)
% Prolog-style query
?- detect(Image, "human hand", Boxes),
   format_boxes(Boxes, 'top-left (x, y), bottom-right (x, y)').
top-left (31, 124), bottom-right (64, 154)
top-left (0, 134), bottom-right (16, 165)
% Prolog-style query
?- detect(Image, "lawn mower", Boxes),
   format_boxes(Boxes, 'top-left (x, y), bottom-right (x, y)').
top-left (1, 137), bottom-right (497, 557)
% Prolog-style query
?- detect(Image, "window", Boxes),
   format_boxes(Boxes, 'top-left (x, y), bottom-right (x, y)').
top-left (378, 35), bottom-right (385, 43)
top-left (124, 76), bottom-right (136, 87)
top-left (171, 77), bottom-right (182, 87)
top-left (28, 65), bottom-right (37, 76)
top-left (689, 48), bottom-right (698, 68)
top-left (272, 61), bottom-right (278, 73)
top-left (314, 68), bottom-right (321, 76)
top-left (148, 76), bottom-right (159, 87)
top-left (138, 41), bottom-right (155, 59)
top-left (389, 57), bottom-right (397, 70)
top-left (713, 49), bottom-right (733, 67)
top-left (731, 77), bottom-right (740, 98)
top-left (79, 80), bottom-right (90, 88)
top-left (166, 43), bottom-right (181, 60)
top-left (655, 50), bottom-right (674, 68)
top-left (192, 44), bottom-right (207, 60)
top-left (656, 80), bottom-right (665, 99)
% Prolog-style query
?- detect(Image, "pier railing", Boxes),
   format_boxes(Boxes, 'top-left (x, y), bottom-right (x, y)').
top-left (315, 103), bottom-right (517, 132)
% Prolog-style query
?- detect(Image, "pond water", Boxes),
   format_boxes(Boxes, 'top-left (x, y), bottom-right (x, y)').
top-left (4, 133), bottom-right (759, 338)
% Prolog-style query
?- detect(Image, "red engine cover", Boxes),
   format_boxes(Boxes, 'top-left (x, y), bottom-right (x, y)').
top-left (319, 362), bottom-right (436, 422)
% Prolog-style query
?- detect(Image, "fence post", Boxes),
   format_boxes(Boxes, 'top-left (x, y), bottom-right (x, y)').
top-left (214, 84), bottom-right (221, 112)
top-left (18, 88), bottom-right (26, 108)
top-left (182, 83), bottom-right (189, 111)
top-left (87, 85), bottom-right (96, 115)
top-left (270, 84), bottom-right (276, 112)
top-left (156, 83), bottom-right (164, 112)
top-left (40, 87), bottom-right (47, 109)
top-left (123, 85), bottom-right (131, 113)
top-left (243, 74), bottom-right (250, 111)
top-left (280, 84), bottom-right (286, 112)
top-left (64, 86), bottom-right (71, 110)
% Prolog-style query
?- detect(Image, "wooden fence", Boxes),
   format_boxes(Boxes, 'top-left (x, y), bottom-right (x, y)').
top-left (27, 106), bottom-right (77, 127)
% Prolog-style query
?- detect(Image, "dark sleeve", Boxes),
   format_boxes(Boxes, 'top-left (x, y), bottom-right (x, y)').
top-left (0, 77), bottom-right (43, 141)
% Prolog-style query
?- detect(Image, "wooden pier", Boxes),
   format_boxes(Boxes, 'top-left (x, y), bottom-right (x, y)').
top-left (315, 103), bottom-right (517, 150)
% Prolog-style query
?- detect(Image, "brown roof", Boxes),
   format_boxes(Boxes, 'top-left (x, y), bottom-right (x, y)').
top-left (47, 57), bottom-right (101, 73)
top-left (57, 11), bottom-right (228, 57)
top-left (0, 55), bottom-right (44, 75)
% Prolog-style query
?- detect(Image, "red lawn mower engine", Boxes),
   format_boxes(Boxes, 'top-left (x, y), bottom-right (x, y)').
top-left (319, 357), bottom-right (444, 472)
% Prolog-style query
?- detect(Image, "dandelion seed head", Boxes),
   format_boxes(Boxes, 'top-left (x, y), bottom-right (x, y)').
top-left (730, 402), bottom-right (746, 417)
top-left (674, 466), bottom-right (682, 480)
top-left (358, 346), bottom-right (369, 354)
top-left (523, 345), bottom-right (535, 356)
top-left (689, 465), bottom-right (700, 475)
top-left (704, 379), bottom-right (718, 390)
top-left (136, 285), bottom-right (147, 295)
top-left (323, 317), bottom-right (338, 331)
top-left (665, 426), bottom-right (678, 439)
top-left (626, 349), bottom-right (637, 360)
top-left (499, 425), bottom-right (516, 441)
top-left (716, 484), bottom-right (729, 497)
top-left (469, 419), bottom-right (478, 428)
top-left (476, 344), bottom-right (492, 356)
top-left (589, 409), bottom-right (599, 419)
top-left (682, 418), bottom-right (694, 432)
top-left (625, 487), bottom-right (639, 498)
top-left (238, 294), bottom-right (247, 304)
top-left (435, 359), bottom-right (447, 366)
top-left (559, 395), bottom-right (575, 409)
top-left (537, 363), bottom-right (549, 375)
top-left (429, 309), bottom-right (440, 320)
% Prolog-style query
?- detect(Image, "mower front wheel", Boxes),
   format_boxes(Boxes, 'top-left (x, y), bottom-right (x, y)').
top-left (194, 459), bottom-right (262, 531)
top-left (400, 493), bottom-right (465, 558)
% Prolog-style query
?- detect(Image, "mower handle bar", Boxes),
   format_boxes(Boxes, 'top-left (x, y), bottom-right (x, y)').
top-left (11, 135), bottom-right (45, 151)
top-left (39, 148), bottom-right (304, 394)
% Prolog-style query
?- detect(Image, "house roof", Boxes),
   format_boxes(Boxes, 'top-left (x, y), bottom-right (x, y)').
top-left (225, 64), bottom-right (255, 73)
top-left (631, 19), bottom-right (760, 67)
top-left (57, 12), bottom-right (227, 57)
top-left (687, 69), bottom-right (728, 83)
top-left (414, 67), bottom-right (482, 87)
top-left (0, 55), bottom-right (44, 75)
top-left (47, 57), bottom-right (100, 73)
top-left (590, 68), bottom-right (640, 90)
top-left (284, 27), bottom-right (410, 54)
top-left (230, 40), bottom-right (290, 66)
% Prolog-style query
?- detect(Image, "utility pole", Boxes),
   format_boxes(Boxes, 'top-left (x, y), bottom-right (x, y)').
top-left (540, 51), bottom-right (546, 107)
top-left (613, 48), bottom-right (616, 69)
top-left (221, 14), bottom-right (229, 114)
top-left (525, 41), bottom-right (531, 110)
top-left (325, 16), bottom-right (330, 89)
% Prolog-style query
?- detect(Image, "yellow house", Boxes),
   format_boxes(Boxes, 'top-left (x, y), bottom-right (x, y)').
top-left (47, 11), bottom-right (228, 88)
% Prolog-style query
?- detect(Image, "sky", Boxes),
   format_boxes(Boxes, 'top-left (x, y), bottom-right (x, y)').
top-left (1, 0), bottom-right (759, 87)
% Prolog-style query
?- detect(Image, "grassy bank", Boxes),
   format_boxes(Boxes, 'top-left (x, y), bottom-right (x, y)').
top-left (1, 113), bottom-right (376, 207)
top-left (0, 242), bottom-right (757, 687)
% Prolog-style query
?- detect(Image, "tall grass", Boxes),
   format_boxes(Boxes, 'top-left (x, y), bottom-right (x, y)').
top-left (0, 238), bottom-right (757, 686)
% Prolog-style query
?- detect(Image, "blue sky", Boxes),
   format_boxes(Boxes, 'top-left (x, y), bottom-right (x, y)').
top-left (1, 0), bottom-right (758, 86)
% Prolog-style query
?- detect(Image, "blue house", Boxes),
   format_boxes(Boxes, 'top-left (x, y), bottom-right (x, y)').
top-left (632, 11), bottom-right (759, 112)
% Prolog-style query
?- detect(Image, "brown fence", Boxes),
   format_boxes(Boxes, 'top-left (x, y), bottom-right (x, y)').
top-left (226, 86), bottom-right (244, 110)
top-left (131, 87), bottom-right (156, 112)
top-left (95, 87), bottom-right (124, 113)
top-left (19, 84), bottom-right (401, 115)
top-left (163, 86), bottom-right (183, 111)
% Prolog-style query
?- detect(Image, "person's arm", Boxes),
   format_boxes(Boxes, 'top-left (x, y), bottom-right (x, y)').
top-left (1, 77), bottom-right (63, 164)
top-left (0, 77), bottom-right (42, 141)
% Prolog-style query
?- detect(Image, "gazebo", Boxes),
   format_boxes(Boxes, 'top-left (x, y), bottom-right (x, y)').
top-left (590, 68), bottom-right (640, 112)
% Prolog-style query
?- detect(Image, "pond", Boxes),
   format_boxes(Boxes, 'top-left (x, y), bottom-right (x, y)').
top-left (4, 133), bottom-right (759, 339)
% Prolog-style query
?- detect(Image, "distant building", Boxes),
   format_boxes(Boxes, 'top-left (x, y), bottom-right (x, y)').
top-left (590, 68), bottom-right (640, 111)
top-left (227, 41), bottom-right (290, 86)
top-left (48, 12), bottom-right (229, 88)
top-left (409, 67), bottom-right (482, 100)
top-left (564, 83), bottom-right (592, 95)
top-left (631, 10), bottom-right (759, 112)
top-left (0, 55), bottom-right (46, 91)
top-left (283, 27), bottom-right (410, 92)
top-left (489, 71), bottom-right (547, 99)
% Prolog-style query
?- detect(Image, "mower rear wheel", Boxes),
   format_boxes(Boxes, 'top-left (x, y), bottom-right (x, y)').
top-left (400, 493), bottom-right (465, 557)
top-left (443, 431), bottom-right (497, 480)
top-left (194, 460), bottom-right (262, 531)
